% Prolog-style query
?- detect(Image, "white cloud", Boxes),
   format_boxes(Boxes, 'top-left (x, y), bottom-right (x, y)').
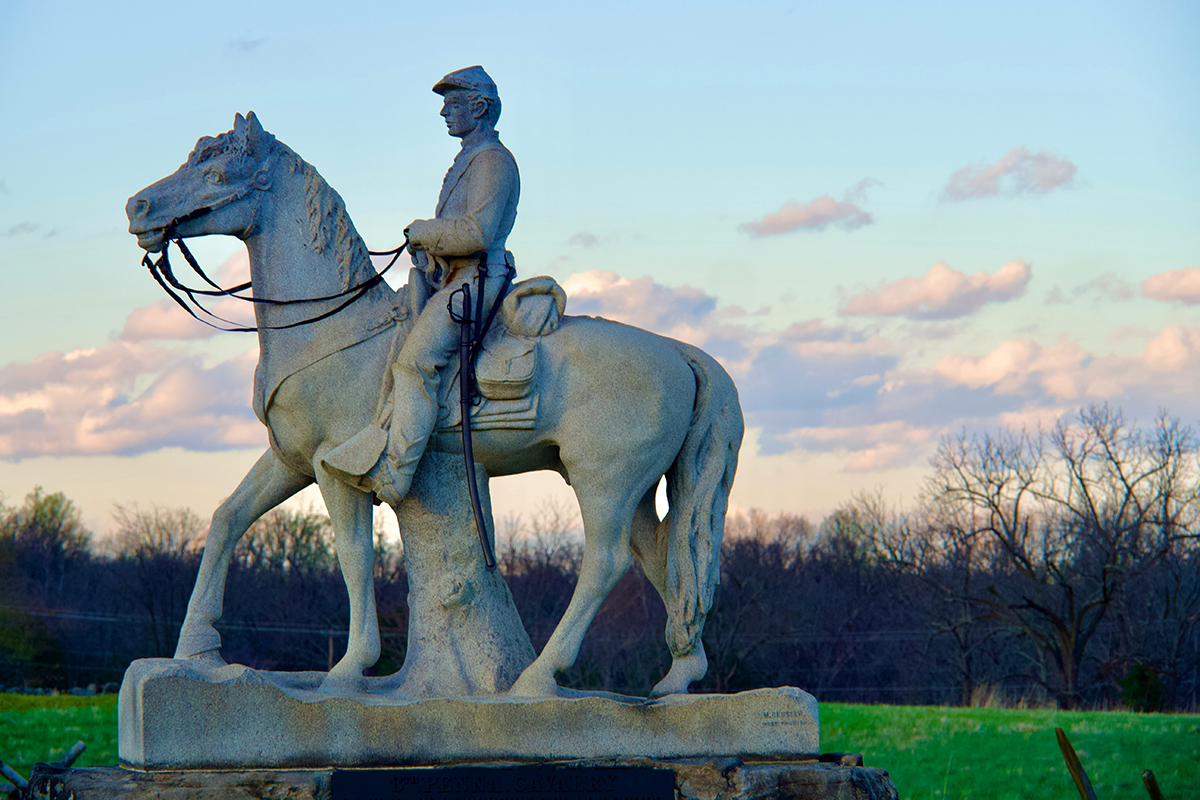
top-left (740, 179), bottom-right (877, 237)
top-left (935, 338), bottom-right (1096, 397)
top-left (559, 271), bottom-right (902, 456)
top-left (0, 342), bottom-right (259, 460)
top-left (932, 327), bottom-right (1200, 402)
top-left (839, 260), bottom-right (1031, 320)
top-left (1144, 325), bottom-right (1200, 372)
top-left (562, 271), bottom-right (718, 342)
top-left (1142, 266), bottom-right (1200, 305)
top-left (942, 147), bottom-right (1076, 201)
top-left (120, 299), bottom-right (221, 341)
top-left (119, 251), bottom-right (255, 340)
top-left (783, 421), bottom-right (938, 472)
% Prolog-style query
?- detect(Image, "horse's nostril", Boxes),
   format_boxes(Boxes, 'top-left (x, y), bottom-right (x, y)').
top-left (136, 199), bottom-right (150, 217)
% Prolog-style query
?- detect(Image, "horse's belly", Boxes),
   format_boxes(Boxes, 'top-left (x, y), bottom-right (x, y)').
top-left (427, 429), bottom-right (560, 478)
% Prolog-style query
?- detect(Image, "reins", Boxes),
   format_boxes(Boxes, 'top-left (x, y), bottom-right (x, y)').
top-left (142, 212), bottom-right (407, 333)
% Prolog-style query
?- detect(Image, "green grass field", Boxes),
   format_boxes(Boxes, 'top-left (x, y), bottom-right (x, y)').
top-left (821, 702), bottom-right (1200, 799)
top-left (1, 695), bottom-right (120, 788)
top-left (2, 695), bottom-right (1197, 798)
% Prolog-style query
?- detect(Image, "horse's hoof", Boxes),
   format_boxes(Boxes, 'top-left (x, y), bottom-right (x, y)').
top-left (507, 666), bottom-right (559, 698)
top-left (648, 650), bottom-right (708, 698)
top-left (319, 666), bottom-right (367, 696)
top-left (175, 625), bottom-right (222, 661)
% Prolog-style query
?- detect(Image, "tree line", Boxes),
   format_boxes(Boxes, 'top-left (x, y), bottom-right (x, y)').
top-left (1, 404), bottom-right (1197, 710)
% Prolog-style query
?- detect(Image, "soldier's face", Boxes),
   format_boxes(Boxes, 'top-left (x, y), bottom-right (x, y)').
top-left (440, 91), bottom-right (476, 138)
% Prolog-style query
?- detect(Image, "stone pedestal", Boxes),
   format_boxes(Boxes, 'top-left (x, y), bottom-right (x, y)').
top-left (28, 759), bottom-right (900, 800)
top-left (119, 658), bottom-right (818, 768)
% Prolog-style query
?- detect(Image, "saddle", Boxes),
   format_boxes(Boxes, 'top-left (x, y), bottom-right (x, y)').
top-left (320, 274), bottom-right (565, 484)
top-left (433, 275), bottom-right (565, 433)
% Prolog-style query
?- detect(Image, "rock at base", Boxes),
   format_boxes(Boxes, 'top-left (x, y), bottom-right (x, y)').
top-left (29, 758), bottom-right (899, 800)
top-left (119, 658), bottom-right (818, 769)
top-left (392, 452), bottom-right (535, 697)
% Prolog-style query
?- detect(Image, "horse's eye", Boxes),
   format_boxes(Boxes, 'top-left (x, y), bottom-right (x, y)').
top-left (206, 170), bottom-right (225, 185)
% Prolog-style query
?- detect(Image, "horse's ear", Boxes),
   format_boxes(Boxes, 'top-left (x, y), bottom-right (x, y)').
top-left (246, 111), bottom-right (266, 143)
top-left (245, 111), bottom-right (274, 158)
top-left (233, 112), bottom-right (246, 133)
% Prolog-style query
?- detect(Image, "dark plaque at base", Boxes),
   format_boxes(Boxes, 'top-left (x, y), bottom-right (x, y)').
top-left (331, 766), bottom-right (674, 800)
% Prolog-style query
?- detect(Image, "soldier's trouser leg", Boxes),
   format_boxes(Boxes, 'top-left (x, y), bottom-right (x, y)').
top-left (374, 269), bottom-right (509, 505)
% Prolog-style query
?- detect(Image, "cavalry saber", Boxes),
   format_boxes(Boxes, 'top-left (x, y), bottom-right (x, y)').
top-left (458, 282), bottom-right (498, 570)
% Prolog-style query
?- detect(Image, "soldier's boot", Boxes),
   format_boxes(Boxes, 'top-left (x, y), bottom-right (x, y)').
top-left (321, 364), bottom-right (437, 507)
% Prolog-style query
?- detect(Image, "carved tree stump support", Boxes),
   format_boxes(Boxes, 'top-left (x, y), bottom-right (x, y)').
top-left (390, 451), bottom-right (535, 698)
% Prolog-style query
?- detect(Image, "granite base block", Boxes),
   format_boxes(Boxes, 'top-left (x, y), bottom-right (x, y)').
top-left (119, 659), bottom-right (819, 769)
top-left (29, 759), bottom-right (900, 800)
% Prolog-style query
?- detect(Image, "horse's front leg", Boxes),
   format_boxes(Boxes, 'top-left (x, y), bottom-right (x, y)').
top-left (315, 456), bottom-right (381, 694)
top-left (177, 448), bottom-right (312, 663)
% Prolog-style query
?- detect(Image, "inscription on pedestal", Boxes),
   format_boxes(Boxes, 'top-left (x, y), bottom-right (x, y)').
top-left (331, 767), bottom-right (674, 800)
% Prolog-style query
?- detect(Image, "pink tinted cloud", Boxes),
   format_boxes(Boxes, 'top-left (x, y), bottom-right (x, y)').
top-left (0, 343), bottom-right (260, 459)
top-left (563, 268), bottom-right (1200, 473)
top-left (561, 271), bottom-right (718, 341)
top-left (120, 299), bottom-right (220, 341)
top-left (784, 421), bottom-right (937, 472)
top-left (1142, 266), bottom-right (1200, 305)
top-left (839, 260), bottom-right (1031, 320)
top-left (119, 251), bottom-right (255, 340)
top-left (942, 147), bottom-right (1076, 201)
top-left (930, 329), bottom-right (1200, 402)
top-left (1144, 325), bottom-right (1200, 371)
top-left (934, 338), bottom-right (1100, 397)
top-left (740, 179), bottom-right (877, 237)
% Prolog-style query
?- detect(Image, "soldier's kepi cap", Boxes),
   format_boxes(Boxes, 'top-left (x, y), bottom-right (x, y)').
top-left (433, 66), bottom-right (498, 99)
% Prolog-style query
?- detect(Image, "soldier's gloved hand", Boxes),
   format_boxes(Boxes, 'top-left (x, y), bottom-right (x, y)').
top-left (404, 222), bottom-right (430, 268)
top-left (405, 219), bottom-right (437, 249)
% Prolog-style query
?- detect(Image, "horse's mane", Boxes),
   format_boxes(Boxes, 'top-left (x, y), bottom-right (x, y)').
top-left (289, 147), bottom-right (374, 291)
top-left (188, 130), bottom-right (375, 292)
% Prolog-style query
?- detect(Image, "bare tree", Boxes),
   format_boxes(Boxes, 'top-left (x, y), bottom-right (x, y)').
top-left (110, 505), bottom-right (207, 657)
top-left (235, 506), bottom-right (334, 573)
top-left (112, 504), bottom-right (205, 558)
top-left (924, 405), bottom-right (1200, 707)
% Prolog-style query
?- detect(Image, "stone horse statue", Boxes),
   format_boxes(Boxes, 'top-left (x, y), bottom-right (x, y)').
top-left (126, 112), bottom-right (743, 698)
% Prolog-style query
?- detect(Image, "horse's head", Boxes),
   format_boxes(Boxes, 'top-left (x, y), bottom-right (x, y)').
top-left (127, 111), bottom-right (277, 252)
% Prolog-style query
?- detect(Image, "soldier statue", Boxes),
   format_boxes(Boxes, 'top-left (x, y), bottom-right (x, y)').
top-left (322, 65), bottom-right (520, 505)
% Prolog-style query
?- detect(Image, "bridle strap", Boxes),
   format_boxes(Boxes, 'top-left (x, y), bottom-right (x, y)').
top-left (143, 238), bottom-right (407, 333)
top-left (139, 157), bottom-right (411, 332)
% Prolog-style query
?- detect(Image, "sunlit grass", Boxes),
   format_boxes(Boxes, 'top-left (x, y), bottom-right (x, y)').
top-left (822, 702), bottom-right (1200, 799)
top-left (0, 695), bottom-right (118, 785)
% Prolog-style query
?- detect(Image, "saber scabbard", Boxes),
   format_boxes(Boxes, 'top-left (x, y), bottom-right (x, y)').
top-left (457, 282), bottom-right (498, 570)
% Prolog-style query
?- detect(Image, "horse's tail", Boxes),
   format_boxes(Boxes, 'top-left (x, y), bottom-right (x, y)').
top-left (660, 343), bottom-right (744, 658)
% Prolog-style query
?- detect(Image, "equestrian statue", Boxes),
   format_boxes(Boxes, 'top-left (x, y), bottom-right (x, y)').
top-left (125, 66), bottom-right (743, 699)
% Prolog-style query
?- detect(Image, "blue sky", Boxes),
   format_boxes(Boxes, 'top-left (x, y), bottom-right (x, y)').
top-left (1, 0), bottom-right (1197, 534)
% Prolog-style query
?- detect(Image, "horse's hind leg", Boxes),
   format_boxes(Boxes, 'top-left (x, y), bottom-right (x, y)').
top-left (629, 486), bottom-right (708, 698)
top-left (314, 458), bottom-right (380, 694)
top-left (507, 488), bottom-right (636, 697)
top-left (176, 449), bottom-right (312, 663)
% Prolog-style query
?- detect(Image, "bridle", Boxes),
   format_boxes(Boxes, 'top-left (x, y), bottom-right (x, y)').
top-left (140, 168), bottom-right (406, 333)
top-left (141, 153), bottom-right (511, 569)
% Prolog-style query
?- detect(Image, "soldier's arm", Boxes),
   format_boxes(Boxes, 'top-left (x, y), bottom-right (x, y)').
top-left (406, 150), bottom-right (517, 256)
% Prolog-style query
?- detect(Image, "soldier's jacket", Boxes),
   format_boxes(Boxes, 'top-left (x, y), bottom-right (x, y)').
top-left (406, 134), bottom-right (519, 287)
